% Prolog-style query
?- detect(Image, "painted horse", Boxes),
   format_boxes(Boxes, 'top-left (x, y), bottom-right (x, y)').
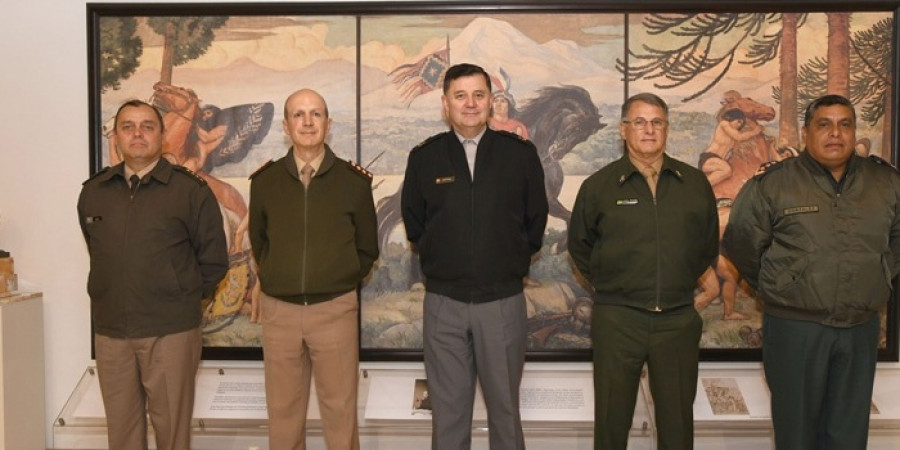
top-left (148, 82), bottom-right (274, 328)
top-left (516, 85), bottom-right (605, 252)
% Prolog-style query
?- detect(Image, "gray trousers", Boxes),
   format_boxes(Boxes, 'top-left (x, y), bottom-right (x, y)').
top-left (423, 291), bottom-right (527, 450)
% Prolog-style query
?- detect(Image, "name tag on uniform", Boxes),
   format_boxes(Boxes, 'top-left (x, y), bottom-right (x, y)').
top-left (616, 199), bottom-right (639, 206)
top-left (435, 176), bottom-right (455, 184)
top-left (783, 205), bottom-right (819, 216)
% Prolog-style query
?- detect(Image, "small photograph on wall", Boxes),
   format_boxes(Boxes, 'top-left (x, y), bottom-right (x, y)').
top-left (411, 378), bottom-right (432, 414)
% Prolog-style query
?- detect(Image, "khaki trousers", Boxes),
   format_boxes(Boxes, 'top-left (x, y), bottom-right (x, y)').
top-left (260, 290), bottom-right (360, 450)
top-left (94, 327), bottom-right (201, 450)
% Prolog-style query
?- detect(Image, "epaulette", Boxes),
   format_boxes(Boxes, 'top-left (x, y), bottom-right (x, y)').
top-left (869, 155), bottom-right (899, 172)
top-left (494, 129), bottom-right (537, 151)
top-left (753, 160), bottom-right (784, 178)
top-left (83, 166), bottom-right (111, 185)
top-left (348, 160), bottom-right (373, 181)
top-left (173, 165), bottom-right (208, 186)
top-left (411, 133), bottom-right (445, 152)
top-left (248, 160), bottom-right (275, 180)
top-left (494, 129), bottom-right (530, 143)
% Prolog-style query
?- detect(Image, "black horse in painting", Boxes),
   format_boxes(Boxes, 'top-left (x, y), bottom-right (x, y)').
top-left (516, 85), bottom-right (605, 250)
top-left (376, 85), bottom-right (604, 284)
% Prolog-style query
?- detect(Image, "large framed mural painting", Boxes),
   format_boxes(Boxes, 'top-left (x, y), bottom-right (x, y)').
top-left (87, 1), bottom-right (900, 361)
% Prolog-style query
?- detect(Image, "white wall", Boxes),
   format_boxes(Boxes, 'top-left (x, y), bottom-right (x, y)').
top-left (0, 1), bottom-right (375, 446)
top-left (0, 1), bottom-right (898, 448)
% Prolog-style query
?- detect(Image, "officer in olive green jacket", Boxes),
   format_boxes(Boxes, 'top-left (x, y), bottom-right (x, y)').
top-left (248, 89), bottom-right (378, 450)
top-left (568, 93), bottom-right (718, 450)
top-left (723, 94), bottom-right (900, 449)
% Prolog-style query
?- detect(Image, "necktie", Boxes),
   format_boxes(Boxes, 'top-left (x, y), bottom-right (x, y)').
top-left (463, 139), bottom-right (477, 178)
top-left (129, 175), bottom-right (141, 198)
top-left (300, 164), bottom-right (314, 188)
top-left (642, 166), bottom-right (658, 197)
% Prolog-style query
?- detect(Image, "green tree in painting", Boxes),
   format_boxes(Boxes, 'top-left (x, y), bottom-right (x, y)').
top-left (850, 17), bottom-right (893, 148)
top-left (791, 17), bottom-right (894, 155)
top-left (618, 13), bottom-right (808, 148)
top-left (147, 17), bottom-right (228, 84)
top-left (99, 17), bottom-right (142, 93)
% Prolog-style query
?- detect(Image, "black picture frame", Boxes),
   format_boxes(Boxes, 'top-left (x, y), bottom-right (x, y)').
top-left (88, 1), bottom-right (900, 362)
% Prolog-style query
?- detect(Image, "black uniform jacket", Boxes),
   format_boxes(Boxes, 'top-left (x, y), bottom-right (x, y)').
top-left (401, 129), bottom-right (549, 303)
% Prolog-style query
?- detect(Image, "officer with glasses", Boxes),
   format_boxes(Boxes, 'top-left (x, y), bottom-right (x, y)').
top-left (568, 92), bottom-right (719, 450)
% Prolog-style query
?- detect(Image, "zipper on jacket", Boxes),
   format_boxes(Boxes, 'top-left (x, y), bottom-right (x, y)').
top-left (469, 180), bottom-right (476, 303)
top-left (124, 183), bottom-right (136, 330)
top-left (301, 181), bottom-right (309, 304)
top-left (650, 185), bottom-right (662, 312)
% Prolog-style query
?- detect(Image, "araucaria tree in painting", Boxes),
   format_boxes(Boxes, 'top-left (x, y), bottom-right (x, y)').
top-left (618, 13), bottom-right (809, 148)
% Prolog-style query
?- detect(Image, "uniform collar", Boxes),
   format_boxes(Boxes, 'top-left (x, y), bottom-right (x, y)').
top-left (616, 153), bottom-right (683, 185)
top-left (283, 144), bottom-right (336, 181)
top-left (99, 158), bottom-right (175, 185)
top-left (799, 149), bottom-right (858, 183)
top-left (454, 127), bottom-right (487, 146)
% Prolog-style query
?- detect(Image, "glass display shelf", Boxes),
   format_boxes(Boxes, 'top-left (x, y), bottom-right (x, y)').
top-left (54, 362), bottom-right (652, 449)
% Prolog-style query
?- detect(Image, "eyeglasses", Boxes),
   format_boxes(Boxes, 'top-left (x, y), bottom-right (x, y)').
top-left (622, 118), bottom-right (668, 130)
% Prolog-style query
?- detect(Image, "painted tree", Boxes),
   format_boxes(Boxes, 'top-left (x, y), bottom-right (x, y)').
top-left (850, 17), bottom-right (894, 155)
top-left (792, 18), bottom-right (894, 156)
top-left (777, 13), bottom-right (800, 148)
top-left (826, 13), bottom-right (851, 96)
top-left (147, 17), bottom-right (228, 84)
top-left (98, 17), bottom-right (142, 93)
top-left (618, 13), bottom-right (808, 148)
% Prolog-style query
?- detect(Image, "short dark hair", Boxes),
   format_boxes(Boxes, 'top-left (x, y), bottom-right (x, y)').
top-left (803, 94), bottom-right (856, 127)
top-left (621, 92), bottom-right (668, 119)
top-left (114, 99), bottom-right (165, 133)
top-left (442, 63), bottom-right (492, 94)
top-left (721, 108), bottom-right (746, 123)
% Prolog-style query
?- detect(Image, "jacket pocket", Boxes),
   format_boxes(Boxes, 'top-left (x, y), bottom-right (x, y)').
top-left (150, 261), bottom-right (184, 298)
top-left (771, 255), bottom-right (809, 295)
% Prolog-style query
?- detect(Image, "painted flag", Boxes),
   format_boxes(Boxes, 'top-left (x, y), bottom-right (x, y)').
top-left (389, 47), bottom-right (450, 106)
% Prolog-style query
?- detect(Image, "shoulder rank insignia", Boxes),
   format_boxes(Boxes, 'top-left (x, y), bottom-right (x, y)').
top-left (754, 160), bottom-right (782, 178)
top-left (869, 155), bottom-right (899, 172)
top-left (348, 160), bottom-right (374, 180)
top-left (83, 166), bottom-right (111, 185)
top-left (248, 159), bottom-right (275, 180)
top-left (173, 165), bottom-right (208, 185)
top-left (493, 129), bottom-right (537, 152)
top-left (412, 133), bottom-right (446, 151)
top-left (494, 129), bottom-right (529, 142)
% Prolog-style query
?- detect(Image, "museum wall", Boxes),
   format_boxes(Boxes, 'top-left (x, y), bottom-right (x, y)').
top-left (0, 0), bottom-right (898, 448)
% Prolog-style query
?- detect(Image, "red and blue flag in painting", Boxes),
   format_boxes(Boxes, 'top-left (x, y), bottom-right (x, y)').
top-left (389, 47), bottom-right (450, 106)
